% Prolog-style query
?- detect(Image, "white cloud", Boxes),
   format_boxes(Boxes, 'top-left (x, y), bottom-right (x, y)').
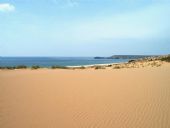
top-left (0, 3), bottom-right (15, 12)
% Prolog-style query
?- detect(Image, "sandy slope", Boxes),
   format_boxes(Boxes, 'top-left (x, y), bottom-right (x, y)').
top-left (0, 64), bottom-right (170, 128)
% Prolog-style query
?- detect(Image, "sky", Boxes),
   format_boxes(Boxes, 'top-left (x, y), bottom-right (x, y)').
top-left (0, 0), bottom-right (170, 56)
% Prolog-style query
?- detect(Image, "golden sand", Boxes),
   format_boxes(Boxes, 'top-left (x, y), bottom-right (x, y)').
top-left (0, 63), bottom-right (170, 128)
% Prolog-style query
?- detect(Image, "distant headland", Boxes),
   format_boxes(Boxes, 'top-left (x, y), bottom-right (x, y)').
top-left (94, 55), bottom-right (157, 59)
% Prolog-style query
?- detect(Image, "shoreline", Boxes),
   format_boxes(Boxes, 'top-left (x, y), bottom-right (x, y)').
top-left (0, 55), bottom-right (170, 70)
top-left (66, 62), bottom-right (128, 68)
top-left (0, 61), bottom-right (129, 69)
top-left (0, 61), bottom-right (168, 70)
top-left (0, 60), bottom-right (129, 69)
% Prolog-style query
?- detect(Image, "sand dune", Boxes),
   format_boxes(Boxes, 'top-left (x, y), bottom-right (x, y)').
top-left (0, 64), bottom-right (170, 128)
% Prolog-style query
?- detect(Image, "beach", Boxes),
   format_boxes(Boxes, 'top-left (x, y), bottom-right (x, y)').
top-left (1, 0), bottom-right (170, 127)
top-left (0, 62), bottom-right (170, 128)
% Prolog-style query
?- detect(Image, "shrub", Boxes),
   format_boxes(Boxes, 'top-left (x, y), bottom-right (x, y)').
top-left (31, 65), bottom-right (40, 69)
top-left (0, 66), bottom-right (14, 69)
top-left (128, 60), bottom-right (135, 63)
top-left (95, 66), bottom-right (105, 69)
top-left (79, 66), bottom-right (86, 69)
top-left (51, 65), bottom-right (68, 69)
top-left (6, 66), bottom-right (15, 70)
top-left (113, 65), bottom-right (121, 69)
top-left (16, 65), bottom-right (27, 69)
top-left (160, 56), bottom-right (170, 62)
top-left (108, 64), bottom-right (112, 67)
top-left (0, 66), bottom-right (27, 70)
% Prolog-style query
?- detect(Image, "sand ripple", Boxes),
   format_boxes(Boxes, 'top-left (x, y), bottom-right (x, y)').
top-left (0, 65), bottom-right (170, 128)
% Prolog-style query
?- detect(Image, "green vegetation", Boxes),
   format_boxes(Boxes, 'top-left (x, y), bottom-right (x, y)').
top-left (31, 65), bottom-right (40, 69)
top-left (95, 66), bottom-right (105, 69)
top-left (51, 65), bottom-right (68, 69)
top-left (1, 66), bottom-right (15, 70)
top-left (113, 65), bottom-right (121, 69)
top-left (0, 65), bottom-right (27, 70)
top-left (79, 66), bottom-right (86, 69)
top-left (160, 55), bottom-right (170, 62)
top-left (128, 60), bottom-right (136, 63)
top-left (16, 65), bottom-right (27, 69)
top-left (108, 64), bottom-right (112, 67)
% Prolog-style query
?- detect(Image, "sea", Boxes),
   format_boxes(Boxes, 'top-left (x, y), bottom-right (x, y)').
top-left (0, 57), bottom-right (129, 67)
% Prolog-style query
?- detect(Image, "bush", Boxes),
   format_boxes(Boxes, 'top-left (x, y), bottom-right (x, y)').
top-left (0, 65), bottom-right (27, 70)
top-left (160, 56), bottom-right (170, 62)
top-left (79, 66), bottom-right (86, 69)
top-left (108, 64), bottom-right (112, 67)
top-left (113, 65), bottom-right (121, 69)
top-left (6, 66), bottom-right (15, 70)
top-left (51, 65), bottom-right (68, 69)
top-left (16, 65), bottom-right (27, 69)
top-left (31, 65), bottom-right (40, 69)
top-left (128, 60), bottom-right (135, 63)
top-left (95, 66), bottom-right (105, 69)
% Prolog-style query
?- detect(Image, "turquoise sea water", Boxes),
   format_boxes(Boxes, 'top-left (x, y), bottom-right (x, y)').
top-left (0, 57), bottom-right (129, 67)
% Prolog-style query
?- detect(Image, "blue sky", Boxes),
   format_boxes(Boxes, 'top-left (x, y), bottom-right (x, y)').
top-left (0, 0), bottom-right (170, 56)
